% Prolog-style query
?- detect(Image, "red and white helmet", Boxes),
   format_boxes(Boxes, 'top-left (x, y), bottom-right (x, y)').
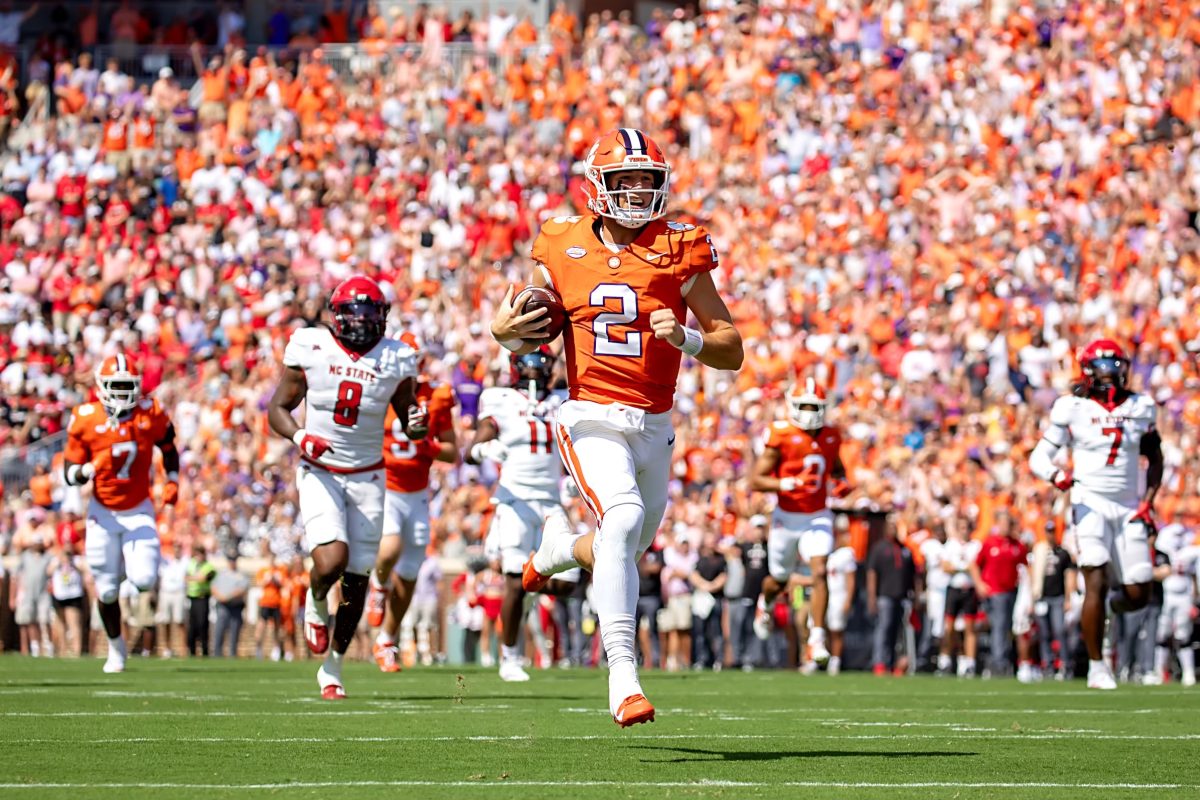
top-left (786, 378), bottom-right (828, 431)
top-left (583, 128), bottom-right (671, 229)
top-left (1078, 338), bottom-right (1128, 396)
top-left (328, 276), bottom-right (387, 352)
top-left (95, 353), bottom-right (142, 417)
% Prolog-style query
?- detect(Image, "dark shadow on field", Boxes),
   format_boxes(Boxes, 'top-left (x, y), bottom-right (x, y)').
top-left (631, 746), bottom-right (979, 763)
top-left (1, 681), bottom-right (110, 687)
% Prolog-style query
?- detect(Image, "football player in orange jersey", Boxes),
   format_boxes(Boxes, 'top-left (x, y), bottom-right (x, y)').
top-left (367, 334), bottom-right (459, 673)
top-left (749, 379), bottom-right (849, 670)
top-left (491, 128), bottom-right (743, 727)
top-left (63, 354), bottom-right (180, 674)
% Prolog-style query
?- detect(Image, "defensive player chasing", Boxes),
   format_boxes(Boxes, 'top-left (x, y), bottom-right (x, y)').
top-left (367, 334), bottom-right (458, 674)
top-left (64, 354), bottom-right (180, 674)
top-left (1029, 339), bottom-right (1162, 690)
top-left (468, 347), bottom-right (579, 682)
top-left (492, 128), bottom-right (743, 726)
top-left (749, 379), bottom-right (848, 668)
top-left (268, 276), bottom-right (424, 699)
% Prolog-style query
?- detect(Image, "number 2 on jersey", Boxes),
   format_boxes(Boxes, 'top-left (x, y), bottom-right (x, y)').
top-left (1102, 426), bottom-right (1123, 466)
top-left (333, 380), bottom-right (363, 426)
top-left (591, 284), bottom-right (641, 357)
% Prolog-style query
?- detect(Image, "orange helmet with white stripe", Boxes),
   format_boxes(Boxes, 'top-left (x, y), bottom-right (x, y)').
top-left (786, 378), bottom-right (828, 431)
top-left (95, 353), bottom-right (142, 417)
top-left (583, 128), bottom-right (671, 228)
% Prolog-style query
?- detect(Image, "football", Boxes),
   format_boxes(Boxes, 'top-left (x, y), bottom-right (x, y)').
top-left (518, 285), bottom-right (568, 341)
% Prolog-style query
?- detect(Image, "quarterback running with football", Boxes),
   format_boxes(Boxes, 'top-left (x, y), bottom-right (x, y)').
top-left (367, 334), bottom-right (458, 674)
top-left (1029, 339), bottom-right (1162, 690)
top-left (468, 347), bottom-right (579, 682)
top-left (492, 128), bottom-right (743, 726)
top-left (268, 276), bottom-right (424, 699)
top-left (64, 354), bottom-right (180, 674)
top-left (749, 378), bottom-right (848, 670)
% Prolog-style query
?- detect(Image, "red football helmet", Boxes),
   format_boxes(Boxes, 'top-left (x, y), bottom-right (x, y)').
top-left (329, 276), bottom-right (387, 352)
top-left (510, 346), bottom-right (555, 400)
top-left (95, 353), bottom-right (142, 417)
top-left (786, 378), bottom-right (828, 431)
top-left (583, 129), bottom-right (670, 229)
top-left (1079, 339), bottom-right (1128, 398)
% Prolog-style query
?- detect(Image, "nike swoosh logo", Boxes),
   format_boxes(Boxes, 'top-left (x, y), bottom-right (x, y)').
top-left (667, 435), bottom-right (676, 446)
top-left (645, 252), bottom-right (669, 260)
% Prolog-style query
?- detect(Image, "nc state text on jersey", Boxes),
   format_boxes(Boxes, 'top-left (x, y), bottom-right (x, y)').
top-left (328, 365), bottom-right (378, 382)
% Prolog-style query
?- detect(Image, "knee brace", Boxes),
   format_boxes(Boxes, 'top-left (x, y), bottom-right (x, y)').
top-left (593, 502), bottom-right (645, 559)
top-left (97, 587), bottom-right (119, 605)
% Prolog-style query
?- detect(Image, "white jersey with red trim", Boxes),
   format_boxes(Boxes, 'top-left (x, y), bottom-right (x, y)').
top-left (478, 387), bottom-right (567, 502)
top-left (1043, 393), bottom-right (1157, 506)
top-left (282, 327), bottom-right (418, 471)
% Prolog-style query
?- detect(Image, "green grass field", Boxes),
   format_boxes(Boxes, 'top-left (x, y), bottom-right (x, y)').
top-left (2, 657), bottom-right (1198, 799)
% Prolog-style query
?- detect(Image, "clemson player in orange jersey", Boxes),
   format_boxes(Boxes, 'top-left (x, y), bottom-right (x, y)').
top-left (749, 379), bottom-right (848, 669)
top-left (367, 334), bottom-right (458, 673)
top-left (63, 354), bottom-right (180, 674)
top-left (491, 128), bottom-right (743, 727)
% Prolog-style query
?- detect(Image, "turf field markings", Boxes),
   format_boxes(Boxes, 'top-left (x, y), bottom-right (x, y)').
top-left (12, 732), bottom-right (1200, 745)
top-left (0, 780), bottom-right (1195, 791)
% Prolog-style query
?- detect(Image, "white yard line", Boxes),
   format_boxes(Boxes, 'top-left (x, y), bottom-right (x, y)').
top-left (0, 780), bottom-right (1193, 791)
top-left (7, 733), bottom-right (1200, 744)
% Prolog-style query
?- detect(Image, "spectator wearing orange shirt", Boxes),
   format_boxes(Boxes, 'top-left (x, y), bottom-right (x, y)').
top-left (254, 549), bottom-right (286, 661)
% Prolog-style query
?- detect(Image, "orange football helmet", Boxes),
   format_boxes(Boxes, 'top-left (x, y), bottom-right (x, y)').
top-left (786, 378), bottom-right (828, 431)
top-left (583, 128), bottom-right (670, 228)
top-left (95, 353), bottom-right (142, 417)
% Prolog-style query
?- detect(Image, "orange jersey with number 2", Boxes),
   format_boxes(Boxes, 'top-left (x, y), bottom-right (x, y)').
top-left (532, 215), bottom-right (719, 414)
top-left (64, 399), bottom-right (172, 511)
top-left (383, 380), bottom-right (455, 492)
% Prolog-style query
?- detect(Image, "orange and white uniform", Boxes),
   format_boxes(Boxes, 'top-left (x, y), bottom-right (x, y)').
top-left (381, 380), bottom-right (456, 580)
top-left (532, 214), bottom-right (718, 546)
top-left (64, 398), bottom-right (172, 603)
top-left (762, 420), bottom-right (844, 581)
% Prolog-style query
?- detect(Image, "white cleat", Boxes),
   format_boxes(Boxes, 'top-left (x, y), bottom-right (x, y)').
top-left (1182, 672), bottom-right (1196, 688)
top-left (1017, 664), bottom-right (1034, 684)
top-left (752, 607), bottom-right (774, 641)
top-left (808, 641), bottom-right (831, 666)
top-left (1087, 662), bottom-right (1117, 690)
top-left (102, 639), bottom-right (127, 674)
top-left (499, 660), bottom-right (531, 682)
top-left (827, 656), bottom-right (841, 677)
top-left (1140, 672), bottom-right (1163, 686)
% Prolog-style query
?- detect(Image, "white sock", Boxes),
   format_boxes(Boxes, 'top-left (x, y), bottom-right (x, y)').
top-left (591, 504), bottom-right (644, 713)
top-left (938, 653), bottom-right (952, 670)
top-left (321, 649), bottom-right (344, 683)
top-left (306, 589), bottom-right (328, 624)
top-left (808, 627), bottom-right (826, 645)
top-left (369, 571), bottom-right (385, 590)
top-left (1179, 645), bottom-right (1195, 677)
top-left (1089, 658), bottom-right (1109, 674)
top-left (501, 644), bottom-right (522, 663)
top-left (533, 532), bottom-right (584, 575)
top-left (376, 630), bottom-right (395, 647)
top-left (108, 636), bottom-right (126, 656)
top-left (1156, 646), bottom-right (1170, 675)
top-left (828, 656), bottom-right (841, 668)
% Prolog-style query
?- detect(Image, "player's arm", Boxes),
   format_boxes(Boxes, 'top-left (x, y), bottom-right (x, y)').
top-left (651, 271), bottom-right (744, 371)
top-left (969, 549), bottom-right (990, 598)
top-left (268, 365), bottom-right (335, 460)
top-left (749, 442), bottom-right (795, 494)
top-left (464, 417), bottom-right (507, 465)
top-left (490, 272), bottom-right (551, 356)
top-left (430, 416), bottom-right (458, 464)
top-left (63, 413), bottom-right (94, 486)
top-left (390, 377), bottom-right (429, 440)
top-left (843, 564), bottom-right (857, 609)
top-left (1029, 401), bottom-right (1073, 489)
top-left (1151, 552), bottom-right (1172, 583)
top-left (155, 421), bottom-right (181, 506)
top-left (1138, 428), bottom-right (1163, 511)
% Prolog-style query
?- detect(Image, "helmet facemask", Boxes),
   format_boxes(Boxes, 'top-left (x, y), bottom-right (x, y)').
top-left (587, 166), bottom-right (670, 229)
top-left (97, 375), bottom-right (141, 419)
top-left (788, 398), bottom-right (826, 431)
top-left (512, 351), bottom-right (554, 400)
top-left (331, 300), bottom-right (386, 352)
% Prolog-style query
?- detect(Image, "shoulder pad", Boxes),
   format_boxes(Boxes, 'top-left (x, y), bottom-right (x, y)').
top-left (771, 420), bottom-right (792, 430)
top-left (75, 403), bottom-right (98, 418)
top-left (665, 220), bottom-right (696, 232)
top-left (540, 215), bottom-right (585, 237)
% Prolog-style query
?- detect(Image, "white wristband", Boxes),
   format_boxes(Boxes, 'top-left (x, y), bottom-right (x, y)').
top-left (496, 335), bottom-right (524, 353)
top-left (675, 327), bottom-right (704, 357)
top-left (166, 471), bottom-right (179, 483)
top-left (292, 429), bottom-right (307, 448)
top-left (779, 477), bottom-right (796, 492)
